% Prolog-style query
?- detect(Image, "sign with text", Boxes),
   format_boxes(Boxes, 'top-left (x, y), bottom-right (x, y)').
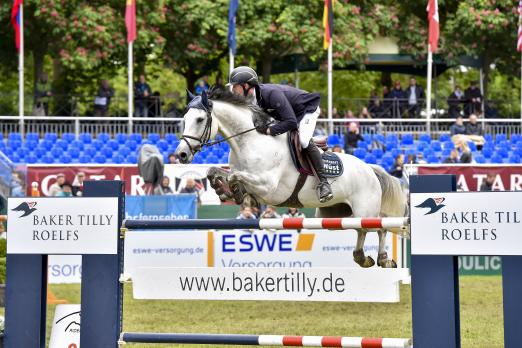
top-left (411, 192), bottom-right (522, 255)
top-left (131, 267), bottom-right (409, 302)
top-left (48, 304), bottom-right (81, 348)
top-left (7, 197), bottom-right (119, 254)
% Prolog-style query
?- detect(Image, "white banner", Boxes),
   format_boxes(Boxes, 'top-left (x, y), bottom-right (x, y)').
top-left (124, 231), bottom-right (208, 277)
top-left (48, 304), bottom-right (81, 348)
top-left (213, 229), bottom-right (399, 268)
top-left (132, 267), bottom-right (409, 302)
top-left (7, 197), bottom-right (119, 254)
top-left (164, 164), bottom-right (225, 205)
top-left (411, 191), bottom-right (522, 255)
top-left (48, 255), bottom-right (82, 284)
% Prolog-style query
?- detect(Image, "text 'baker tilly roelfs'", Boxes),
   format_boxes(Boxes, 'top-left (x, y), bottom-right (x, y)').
top-left (32, 214), bottom-right (114, 241)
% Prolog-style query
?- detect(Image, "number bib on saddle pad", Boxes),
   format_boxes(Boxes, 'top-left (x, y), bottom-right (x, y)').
top-left (322, 152), bottom-right (343, 178)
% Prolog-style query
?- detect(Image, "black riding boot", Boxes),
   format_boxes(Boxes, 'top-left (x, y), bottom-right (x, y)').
top-left (303, 141), bottom-right (333, 203)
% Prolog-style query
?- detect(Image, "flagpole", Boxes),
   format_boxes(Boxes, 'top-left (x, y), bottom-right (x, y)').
top-left (128, 41), bottom-right (133, 134)
top-left (19, 4), bottom-right (24, 137)
top-left (426, 46), bottom-right (433, 134)
top-left (327, 39), bottom-right (333, 135)
top-left (229, 48), bottom-right (234, 76)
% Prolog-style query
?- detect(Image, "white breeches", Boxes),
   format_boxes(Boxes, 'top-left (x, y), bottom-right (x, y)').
top-left (298, 106), bottom-right (320, 149)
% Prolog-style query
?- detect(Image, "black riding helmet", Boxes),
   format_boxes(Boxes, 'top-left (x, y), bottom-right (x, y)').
top-left (228, 66), bottom-right (259, 97)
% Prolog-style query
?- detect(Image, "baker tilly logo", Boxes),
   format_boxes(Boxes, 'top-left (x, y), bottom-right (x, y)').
top-left (11, 202), bottom-right (37, 217)
top-left (415, 197), bottom-right (446, 215)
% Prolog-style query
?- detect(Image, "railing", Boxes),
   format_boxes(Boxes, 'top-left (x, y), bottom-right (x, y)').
top-left (0, 116), bottom-right (520, 139)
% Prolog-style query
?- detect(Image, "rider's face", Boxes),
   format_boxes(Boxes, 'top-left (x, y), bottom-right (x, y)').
top-left (232, 83), bottom-right (254, 97)
top-left (232, 84), bottom-right (245, 95)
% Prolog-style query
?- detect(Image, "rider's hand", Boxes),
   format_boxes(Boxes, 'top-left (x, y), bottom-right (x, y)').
top-left (256, 124), bottom-right (269, 135)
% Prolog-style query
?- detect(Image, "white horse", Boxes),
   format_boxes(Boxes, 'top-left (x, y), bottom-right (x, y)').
top-left (175, 90), bottom-right (408, 268)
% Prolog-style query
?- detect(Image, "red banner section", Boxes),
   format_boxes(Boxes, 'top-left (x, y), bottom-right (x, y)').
top-left (26, 165), bottom-right (142, 196)
top-left (417, 165), bottom-right (522, 192)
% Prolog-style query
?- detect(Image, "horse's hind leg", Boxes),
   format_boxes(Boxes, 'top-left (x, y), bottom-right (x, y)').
top-left (353, 230), bottom-right (375, 268)
top-left (377, 229), bottom-right (397, 268)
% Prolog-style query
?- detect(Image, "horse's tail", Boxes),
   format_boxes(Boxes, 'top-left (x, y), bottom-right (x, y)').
top-left (371, 165), bottom-right (410, 237)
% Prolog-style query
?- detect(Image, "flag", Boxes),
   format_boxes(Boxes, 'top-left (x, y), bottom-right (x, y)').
top-left (11, 0), bottom-right (23, 51)
top-left (427, 0), bottom-right (439, 52)
top-left (228, 0), bottom-right (239, 55)
top-left (517, 0), bottom-right (522, 51)
top-left (323, 0), bottom-right (333, 49)
top-left (125, 0), bottom-right (136, 43)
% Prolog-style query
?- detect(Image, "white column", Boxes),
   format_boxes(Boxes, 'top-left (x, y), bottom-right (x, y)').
top-left (426, 48), bottom-right (433, 133)
top-left (19, 4), bottom-right (24, 137)
top-left (229, 49), bottom-right (234, 76)
top-left (327, 41), bottom-right (333, 135)
top-left (128, 41), bottom-right (133, 134)
top-left (479, 68), bottom-right (485, 114)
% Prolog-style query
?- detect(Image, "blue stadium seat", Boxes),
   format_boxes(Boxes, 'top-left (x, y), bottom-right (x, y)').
top-left (0, 141), bottom-right (5, 151)
top-left (482, 148), bottom-right (493, 158)
top-left (34, 147), bottom-right (47, 158)
top-left (496, 148), bottom-right (509, 158)
top-left (364, 154), bottom-right (377, 164)
top-left (125, 154), bottom-right (137, 164)
top-left (381, 154), bottom-right (394, 166)
top-left (118, 147), bottom-right (131, 157)
top-left (512, 134), bottom-right (522, 143)
top-left (79, 155), bottom-right (91, 163)
top-left (69, 140), bottom-right (83, 149)
top-left (362, 134), bottom-right (372, 143)
top-left (84, 146), bottom-right (97, 157)
top-left (327, 134), bottom-right (341, 146)
top-left (218, 156), bottom-right (228, 164)
top-left (115, 133), bottom-right (127, 144)
top-left (79, 133), bottom-right (92, 144)
top-left (419, 133), bottom-right (432, 144)
top-left (373, 134), bottom-right (385, 143)
top-left (91, 139), bottom-right (104, 150)
top-left (441, 148), bottom-right (452, 158)
top-left (490, 154), bottom-right (503, 164)
top-left (497, 140), bottom-right (510, 149)
top-left (61, 133), bottom-right (76, 143)
top-left (212, 147), bottom-right (225, 157)
top-left (97, 133), bottom-right (110, 143)
top-left (165, 133), bottom-right (178, 144)
top-left (125, 140), bottom-right (138, 151)
top-left (8, 140), bottom-right (22, 150)
top-left (371, 148), bottom-right (384, 159)
top-left (93, 154), bottom-right (106, 164)
top-left (205, 155), bottom-right (219, 164)
top-left (56, 139), bottom-right (68, 149)
top-left (8, 133), bottom-right (22, 142)
top-left (416, 141), bottom-right (429, 151)
top-left (474, 154), bottom-right (486, 164)
top-left (25, 154), bottom-right (38, 164)
top-left (157, 139), bottom-right (169, 152)
top-left (59, 154), bottom-right (72, 164)
top-left (68, 148), bottom-right (80, 159)
top-left (50, 148), bottom-right (62, 157)
top-left (443, 141), bottom-right (454, 150)
top-left (41, 154), bottom-right (55, 164)
top-left (439, 134), bottom-right (450, 142)
top-left (357, 140), bottom-right (368, 149)
top-left (401, 134), bottom-right (414, 145)
top-left (107, 140), bottom-right (120, 151)
top-left (148, 133), bottom-right (161, 144)
top-left (467, 141), bottom-right (477, 152)
top-left (10, 154), bottom-right (20, 163)
top-left (390, 148), bottom-right (402, 158)
top-left (427, 155), bottom-right (439, 164)
top-left (26, 133), bottom-right (39, 142)
top-left (423, 148), bottom-right (435, 158)
top-left (25, 140), bottom-right (38, 149)
top-left (484, 134), bottom-right (493, 142)
top-left (509, 154), bottom-right (521, 164)
top-left (430, 141), bottom-right (442, 151)
top-left (101, 147), bottom-right (113, 158)
top-left (353, 148), bottom-right (366, 159)
top-left (129, 133), bottom-right (142, 143)
top-left (2, 148), bottom-right (13, 157)
top-left (495, 134), bottom-right (507, 144)
top-left (385, 134), bottom-right (398, 144)
top-left (112, 154), bottom-right (125, 164)
top-left (16, 148), bottom-right (29, 158)
top-left (44, 133), bottom-right (58, 142)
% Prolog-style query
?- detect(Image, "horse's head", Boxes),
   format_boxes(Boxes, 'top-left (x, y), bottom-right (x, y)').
top-left (175, 89), bottom-right (218, 163)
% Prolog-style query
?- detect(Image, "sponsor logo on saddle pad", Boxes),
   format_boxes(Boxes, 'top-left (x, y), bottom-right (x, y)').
top-left (322, 152), bottom-right (343, 178)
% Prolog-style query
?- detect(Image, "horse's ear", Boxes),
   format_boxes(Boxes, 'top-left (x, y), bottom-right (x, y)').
top-left (186, 89), bottom-right (196, 102)
top-left (201, 89), bottom-right (208, 109)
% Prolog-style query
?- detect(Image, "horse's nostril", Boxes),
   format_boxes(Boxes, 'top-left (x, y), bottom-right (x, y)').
top-left (179, 152), bottom-right (187, 159)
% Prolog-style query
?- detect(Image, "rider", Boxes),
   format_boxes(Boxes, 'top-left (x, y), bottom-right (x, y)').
top-left (227, 66), bottom-right (333, 203)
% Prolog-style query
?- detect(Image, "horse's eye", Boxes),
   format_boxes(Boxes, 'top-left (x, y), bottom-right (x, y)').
top-left (196, 117), bottom-right (204, 123)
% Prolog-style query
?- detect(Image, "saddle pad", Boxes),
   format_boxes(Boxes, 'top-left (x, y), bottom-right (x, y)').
top-left (322, 152), bottom-right (343, 178)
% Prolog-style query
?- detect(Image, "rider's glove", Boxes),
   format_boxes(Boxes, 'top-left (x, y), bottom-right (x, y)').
top-left (256, 124), bottom-right (269, 135)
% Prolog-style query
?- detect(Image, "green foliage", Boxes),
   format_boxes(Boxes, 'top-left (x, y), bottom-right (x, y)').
top-left (0, 258), bottom-right (5, 284)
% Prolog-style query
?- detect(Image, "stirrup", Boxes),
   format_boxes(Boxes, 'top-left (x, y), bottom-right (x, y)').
top-left (317, 182), bottom-right (333, 203)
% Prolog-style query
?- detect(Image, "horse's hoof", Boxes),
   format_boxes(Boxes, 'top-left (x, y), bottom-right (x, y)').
top-left (354, 250), bottom-right (375, 268)
top-left (379, 259), bottom-right (397, 268)
top-left (362, 256), bottom-right (375, 268)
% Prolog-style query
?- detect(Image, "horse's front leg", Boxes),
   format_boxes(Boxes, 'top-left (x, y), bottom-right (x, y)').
top-left (377, 229), bottom-right (397, 268)
top-left (229, 170), bottom-right (273, 198)
top-left (353, 229), bottom-right (375, 268)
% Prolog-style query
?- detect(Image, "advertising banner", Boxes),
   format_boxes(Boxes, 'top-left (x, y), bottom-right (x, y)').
top-left (48, 304), bottom-right (81, 348)
top-left (131, 267), bottom-right (409, 302)
top-left (7, 197), bottom-right (119, 254)
top-left (163, 164), bottom-right (224, 204)
top-left (411, 191), bottom-right (522, 256)
top-left (125, 194), bottom-right (197, 220)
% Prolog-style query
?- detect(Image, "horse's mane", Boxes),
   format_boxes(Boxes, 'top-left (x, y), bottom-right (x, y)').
top-left (208, 86), bottom-right (272, 127)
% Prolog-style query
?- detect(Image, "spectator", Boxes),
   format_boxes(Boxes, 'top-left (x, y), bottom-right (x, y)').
top-left (405, 77), bottom-right (425, 117)
top-left (195, 75), bottom-right (210, 95)
top-left (49, 173), bottom-right (66, 196)
top-left (59, 182), bottom-right (73, 197)
top-left (464, 81), bottom-right (482, 115)
top-left (484, 101), bottom-right (499, 119)
top-left (443, 149), bottom-right (459, 164)
top-left (214, 76), bottom-right (225, 91)
top-left (368, 90), bottom-right (384, 118)
top-left (447, 86), bottom-right (464, 118)
top-left (93, 79), bottom-right (115, 117)
top-left (332, 144), bottom-right (343, 153)
top-left (154, 176), bottom-right (174, 195)
top-left (358, 107), bottom-right (372, 119)
top-left (390, 81), bottom-right (406, 117)
top-left (382, 86), bottom-right (392, 117)
top-left (135, 74), bottom-right (152, 117)
top-left (457, 141), bottom-right (472, 163)
top-left (406, 154), bottom-right (418, 164)
top-left (344, 122), bottom-right (363, 154)
top-left (180, 177), bottom-right (201, 204)
top-left (72, 172), bottom-right (85, 196)
top-left (416, 153), bottom-right (427, 164)
top-left (150, 91), bottom-right (163, 117)
top-left (237, 206), bottom-right (256, 220)
top-left (332, 107), bottom-right (341, 119)
top-left (34, 72), bottom-right (52, 116)
top-left (168, 153), bottom-right (180, 164)
top-left (282, 207), bottom-right (305, 218)
top-left (260, 205), bottom-right (280, 219)
top-left (480, 173), bottom-right (497, 191)
top-left (389, 154), bottom-right (404, 178)
top-left (465, 114), bottom-right (483, 136)
top-left (450, 116), bottom-right (466, 136)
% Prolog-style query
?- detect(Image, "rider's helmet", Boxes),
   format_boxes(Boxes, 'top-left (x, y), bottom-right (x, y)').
top-left (228, 66), bottom-right (259, 87)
